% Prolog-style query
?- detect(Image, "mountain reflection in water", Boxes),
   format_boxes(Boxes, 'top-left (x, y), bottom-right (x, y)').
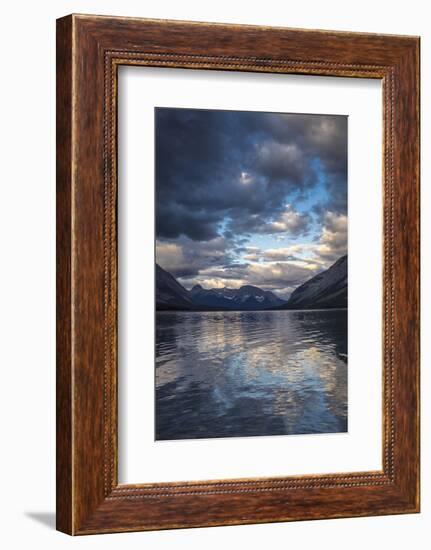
top-left (155, 309), bottom-right (347, 440)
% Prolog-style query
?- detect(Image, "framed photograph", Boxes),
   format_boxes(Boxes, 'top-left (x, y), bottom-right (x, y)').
top-left (56, 14), bottom-right (420, 534)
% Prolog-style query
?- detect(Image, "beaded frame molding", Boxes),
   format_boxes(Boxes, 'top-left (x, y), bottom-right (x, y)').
top-left (56, 14), bottom-right (420, 535)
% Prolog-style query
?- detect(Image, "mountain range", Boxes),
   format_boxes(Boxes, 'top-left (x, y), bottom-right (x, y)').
top-left (189, 283), bottom-right (285, 310)
top-left (156, 254), bottom-right (347, 311)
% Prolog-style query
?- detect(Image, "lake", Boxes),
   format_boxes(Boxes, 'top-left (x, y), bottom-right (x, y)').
top-left (155, 309), bottom-right (347, 440)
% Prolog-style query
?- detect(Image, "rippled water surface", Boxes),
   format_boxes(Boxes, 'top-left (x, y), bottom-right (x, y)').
top-left (155, 309), bottom-right (347, 440)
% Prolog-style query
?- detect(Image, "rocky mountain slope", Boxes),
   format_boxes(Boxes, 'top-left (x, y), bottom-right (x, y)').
top-left (282, 255), bottom-right (347, 310)
top-left (156, 264), bottom-right (195, 310)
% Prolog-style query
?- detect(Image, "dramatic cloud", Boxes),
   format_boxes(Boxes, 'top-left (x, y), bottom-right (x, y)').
top-left (156, 236), bottom-right (230, 278)
top-left (314, 212), bottom-right (348, 262)
top-left (156, 108), bottom-right (347, 242)
top-left (155, 107), bottom-right (348, 296)
top-left (265, 206), bottom-right (311, 235)
top-left (180, 261), bottom-right (319, 300)
top-left (239, 213), bottom-right (347, 267)
top-left (255, 142), bottom-right (307, 185)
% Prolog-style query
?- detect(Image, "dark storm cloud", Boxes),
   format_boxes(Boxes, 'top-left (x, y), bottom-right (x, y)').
top-left (252, 113), bottom-right (348, 216)
top-left (155, 108), bottom-right (347, 242)
top-left (156, 203), bottom-right (220, 241)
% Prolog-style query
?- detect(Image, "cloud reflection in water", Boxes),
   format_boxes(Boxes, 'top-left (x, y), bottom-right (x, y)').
top-left (155, 310), bottom-right (347, 440)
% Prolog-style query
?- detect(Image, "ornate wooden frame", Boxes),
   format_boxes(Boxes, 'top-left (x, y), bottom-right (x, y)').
top-left (56, 14), bottom-right (420, 534)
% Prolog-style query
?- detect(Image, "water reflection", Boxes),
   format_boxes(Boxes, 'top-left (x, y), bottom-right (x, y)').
top-left (155, 309), bottom-right (347, 440)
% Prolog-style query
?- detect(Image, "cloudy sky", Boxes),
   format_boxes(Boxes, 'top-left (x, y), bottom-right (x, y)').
top-left (155, 107), bottom-right (347, 299)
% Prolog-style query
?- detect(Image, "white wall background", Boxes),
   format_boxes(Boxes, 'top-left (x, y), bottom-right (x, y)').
top-left (0, 1), bottom-right (427, 548)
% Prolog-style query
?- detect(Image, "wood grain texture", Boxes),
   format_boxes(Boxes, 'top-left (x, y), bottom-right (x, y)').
top-left (56, 16), bottom-right (73, 535)
top-left (56, 14), bottom-right (420, 535)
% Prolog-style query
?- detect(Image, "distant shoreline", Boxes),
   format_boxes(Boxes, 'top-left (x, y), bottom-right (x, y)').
top-left (156, 255), bottom-right (347, 313)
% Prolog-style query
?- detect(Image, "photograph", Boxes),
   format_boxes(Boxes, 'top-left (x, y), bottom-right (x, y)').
top-left (155, 107), bottom-right (348, 440)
